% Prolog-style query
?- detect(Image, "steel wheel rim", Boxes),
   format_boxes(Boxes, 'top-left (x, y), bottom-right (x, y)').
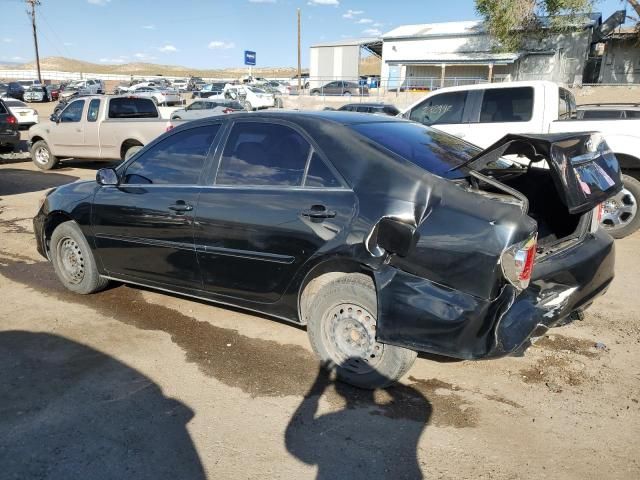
top-left (57, 237), bottom-right (85, 284)
top-left (601, 187), bottom-right (638, 231)
top-left (34, 146), bottom-right (49, 165)
top-left (321, 302), bottom-right (384, 374)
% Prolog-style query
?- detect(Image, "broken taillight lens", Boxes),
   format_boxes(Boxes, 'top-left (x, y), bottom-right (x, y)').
top-left (501, 233), bottom-right (537, 290)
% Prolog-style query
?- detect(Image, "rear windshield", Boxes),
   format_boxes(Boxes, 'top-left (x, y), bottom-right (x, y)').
top-left (349, 121), bottom-right (481, 179)
top-left (0, 101), bottom-right (7, 114)
top-left (108, 98), bottom-right (159, 118)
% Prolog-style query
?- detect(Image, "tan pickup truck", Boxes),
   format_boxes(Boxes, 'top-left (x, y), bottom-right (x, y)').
top-left (28, 95), bottom-right (171, 170)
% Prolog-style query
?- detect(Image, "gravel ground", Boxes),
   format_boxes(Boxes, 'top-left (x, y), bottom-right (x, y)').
top-left (1, 115), bottom-right (639, 479)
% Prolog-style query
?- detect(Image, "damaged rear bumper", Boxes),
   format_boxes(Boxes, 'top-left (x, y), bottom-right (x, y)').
top-left (374, 228), bottom-right (615, 359)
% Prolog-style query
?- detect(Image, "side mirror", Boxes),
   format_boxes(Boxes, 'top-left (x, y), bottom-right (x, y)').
top-left (50, 113), bottom-right (59, 123)
top-left (96, 168), bottom-right (119, 186)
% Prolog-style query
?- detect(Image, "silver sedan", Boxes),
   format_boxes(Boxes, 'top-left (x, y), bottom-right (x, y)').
top-left (170, 99), bottom-right (245, 121)
top-left (129, 85), bottom-right (182, 106)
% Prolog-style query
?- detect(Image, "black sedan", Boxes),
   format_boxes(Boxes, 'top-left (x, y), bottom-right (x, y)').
top-left (0, 98), bottom-right (20, 153)
top-left (34, 111), bottom-right (621, 388)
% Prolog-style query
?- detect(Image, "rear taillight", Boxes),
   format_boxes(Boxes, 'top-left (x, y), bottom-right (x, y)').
top-left (591, 203), bottom-right (604, 233)
top-left (6, 115), bottom-right (17, 124)
top-left (501, 233), bottom-right (537, 290)
top-left (222, 108), bottom-right (233, 114)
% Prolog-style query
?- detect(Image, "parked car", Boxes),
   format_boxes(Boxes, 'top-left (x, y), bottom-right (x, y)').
top-left (310, 81), bottom-right (369, 97)
top-left (170, 99), bottom-right (245, 120)
top-left (290, 73), bottom-right (310, 89)
top-left (172, 79), bottom-right (188, 92)
top-left (403, 80), bottom-right (640, 239)
top-left (192, 83), bottom-right (226, 99)
top-left (23, 85), bottom-right (49, 102)
top-left (29, 95), bottom-right (170, 169)
top-left (188, 77), bottom-right (206, 91)
top-left (262, 81), bottom-right (290, 94)
top-left (46, 84), bottom-right (62, 101)
top-left (129, 85), bottom-right (182, 106)
top-left (53, 91), bottom-right (94, 117)
top-left (337, 103), bottom-right (400, 116)
top-left (59, 79), bottom-right (104, 100)
top-left (576, 103), bottom-right (640, 119)
top-left (3, 99), bottom-right (38, 128)
top-left (0, 98), bottom-right (20, 153)
top-left (223, 85), bottom-right (275, 111)
top-left (3, 82), bottom-right (25, 101)
top-left (33, 111), bottom-right (620, 389)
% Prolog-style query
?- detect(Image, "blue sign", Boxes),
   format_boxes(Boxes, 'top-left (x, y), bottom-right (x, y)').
top-left (244, 50), bottom-right (256, 66)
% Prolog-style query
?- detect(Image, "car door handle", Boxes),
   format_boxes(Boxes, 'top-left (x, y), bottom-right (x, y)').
top-left (301, 205), bottom-right (336, 219)
top-left (168, 202), bottom-right (193, 213)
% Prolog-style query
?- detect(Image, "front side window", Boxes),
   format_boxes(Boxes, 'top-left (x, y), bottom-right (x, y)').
top-left (188, 102), bottom-right (204, 111)
top-left (60, 100), bottom-right (85, 123)
top-left (87, 99), bottom-right (100, 122)
top-left (479, 87), bottom-right (533, 123)
top-left (304, 152), bottom-right (341, 188)
top-left (123, 125), bottom-right (220, 185)
top-left (409, 91), bottom-right (467, 126)
top-left (216, 122), bottom-right (311, 186)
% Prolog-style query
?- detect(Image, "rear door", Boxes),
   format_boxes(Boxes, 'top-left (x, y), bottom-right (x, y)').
top-left (82, 98), bottom-right (102, 158)
top-left (194, 119), bottom-right (356, 303)
top-left (92, 123), bottom-right (222, 288)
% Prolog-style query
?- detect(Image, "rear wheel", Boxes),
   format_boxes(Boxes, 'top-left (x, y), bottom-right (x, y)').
top-left (306, 273), bottom-right (417, 389)
top-left (601, 173), bottom-right (640, 238)
top-left (50, 221), bottom-right (109, 294)
top-left (31, 140), bottom-right (58, 170)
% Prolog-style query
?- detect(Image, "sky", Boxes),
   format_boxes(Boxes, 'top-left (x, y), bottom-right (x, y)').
top-left (0, 0), bottom-right (632, 69)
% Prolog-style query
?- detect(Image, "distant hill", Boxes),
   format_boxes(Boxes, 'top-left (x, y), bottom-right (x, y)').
top-left (7, 56), bottom-right (304, 79)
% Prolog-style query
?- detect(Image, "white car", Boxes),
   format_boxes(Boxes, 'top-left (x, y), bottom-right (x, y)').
top-left (129, 85), bottom-right (182, 106)
top-left (223, 85), bottom-right (275, 111)
top-left (3, 99), bottom-right (38, 127)
top-left (170, 98), bottom-right (245, 121)
top-left (172, 79), bottom-right (188, 92)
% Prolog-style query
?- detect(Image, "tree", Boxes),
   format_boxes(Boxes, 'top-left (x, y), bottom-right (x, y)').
top-left (475, 0), bottom-right (640, 51)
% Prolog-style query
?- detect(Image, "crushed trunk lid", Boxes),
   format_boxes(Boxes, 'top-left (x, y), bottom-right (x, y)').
top-left (450, 132), bottom-right (623, 214)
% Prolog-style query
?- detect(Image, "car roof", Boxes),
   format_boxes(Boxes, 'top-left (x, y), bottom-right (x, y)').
top-left (341, 103), bottom-right (396, 108)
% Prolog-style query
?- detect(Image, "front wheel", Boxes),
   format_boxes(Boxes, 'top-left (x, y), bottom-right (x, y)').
top-left (243, 101), bottom-right (253, 111)
top-left (50, 221), bottom-right (109, 294)
top-left (306, 273), bottom-right (417, 389)
top-left (601, 173), bottom-right (640, 239)
top-left (31, 140), bottom-right (58, 170)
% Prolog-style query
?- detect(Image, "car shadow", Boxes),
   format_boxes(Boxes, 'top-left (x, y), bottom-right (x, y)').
top-left (56, 158), bottom-right (122, 171)
top-left (285, 363), bottom-right (432, 479)
top-left (0, 168), bottom-right (79, 195)
top-left (0, 330), bottom-right (206, 479)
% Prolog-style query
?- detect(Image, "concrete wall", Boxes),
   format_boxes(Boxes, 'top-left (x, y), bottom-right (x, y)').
top-left (309, 45), bottom-right (360, 88)
top-left (600, 37), bottom-right (640, 84)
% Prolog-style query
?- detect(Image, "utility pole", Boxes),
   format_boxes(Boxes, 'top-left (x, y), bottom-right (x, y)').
top-left (26, 0), bottom-right (42, 84)
top-left (297, 8), bottom-right (301, 92)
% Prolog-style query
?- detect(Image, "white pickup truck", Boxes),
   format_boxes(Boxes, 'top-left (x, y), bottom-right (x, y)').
top-left (404, 80), bottom-right (640, 238)
top-left (29, 95), bottom-right (170, 170)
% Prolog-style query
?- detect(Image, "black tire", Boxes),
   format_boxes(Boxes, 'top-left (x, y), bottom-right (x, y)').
top-left (31, 140), bottom-right (58, 170)
top-left (173, 116), bottom-right (182, 120)
top-left (306, 273), bottom-right (417, 389)
top-left (0, 144), bottom-right (15, 154)
top-left (124, 145), bottom-right (143, 161)
top-left (243, 101), bottom-right (253, 111)
top-left (602, 173), bottom-right (640, 239)
top-left (50, 221), bottom-right (109, 294)
top-left (311, 90), bottom-right (320, 96)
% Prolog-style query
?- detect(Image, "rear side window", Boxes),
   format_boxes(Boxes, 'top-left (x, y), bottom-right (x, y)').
top-left (123, 125), bottom-right (219, 185)
top-left (479, 87), bottom-right (533, 123)
top-left (627, 110), bottom-right (640, 118)
top-left (409, 91), bottom-right (467, 126)
top-left (581, 110), bottom-right (623, 119)
top-left (350, 121), bottom-right (480, 179)
top-left (108, 98), bottom-right (158, 118)
top-left (87, 99), bottom-right (100, 122)
top-left (217, 122), bottom-right (311, 186)
top-left (304, 152), bottom-right (341, 188)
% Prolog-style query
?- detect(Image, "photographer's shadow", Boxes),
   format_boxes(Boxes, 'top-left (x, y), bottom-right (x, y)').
top-left (285, 362), bottom-right (432, 480)
top-left (0, 330), bottom-right (205, 480)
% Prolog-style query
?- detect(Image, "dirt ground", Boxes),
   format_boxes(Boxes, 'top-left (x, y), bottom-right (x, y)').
top-left (1, 119), bottom-right (639, 480)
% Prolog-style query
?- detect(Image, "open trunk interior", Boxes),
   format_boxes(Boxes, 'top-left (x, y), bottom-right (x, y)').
top-left (477, 167), bottom-right (588, 251)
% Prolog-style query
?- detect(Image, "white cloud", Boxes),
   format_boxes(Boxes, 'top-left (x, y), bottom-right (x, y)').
top-left (134, 52), bottom-right (157, 60)
top-left (12, 56), bottom-right (24, 61)
top-left (372, 22), bottom-right (383, 27)
top-left (2, 38), bottom-right (13, 43)
top-left (308, 0), bottom-right (339, 5)
top-left (158, 44), bottom-right (178, 53)
top-left (342, 9), bottom-right (363, 18)
top-left (356, 18), bottom-right (373, 24)
top-left (249, 0), bottom-right (276, 3)
top-left (142, 24), bottom-right (155, 30)
top-left (63, 42), bottom-right (74, 46)
top-left (208, 41), bottom-right (235, 49)
top-left (362, 28), bottom-right (382, 36)
top-left (87, 0), bottom-right (112, 5)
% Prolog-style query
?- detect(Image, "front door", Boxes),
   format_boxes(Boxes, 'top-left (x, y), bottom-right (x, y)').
top-left (92, 123), bottom-right (221, 289)
top-left (195, 120), bottom-right (356, 304)
top-left (51, 99), bottom-right (87, 158)
top-left (407, 89), bottom-right (473, 141)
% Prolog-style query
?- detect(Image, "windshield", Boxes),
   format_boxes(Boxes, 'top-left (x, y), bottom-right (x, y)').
top-left (349, 121), bottom-right (483, 179)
